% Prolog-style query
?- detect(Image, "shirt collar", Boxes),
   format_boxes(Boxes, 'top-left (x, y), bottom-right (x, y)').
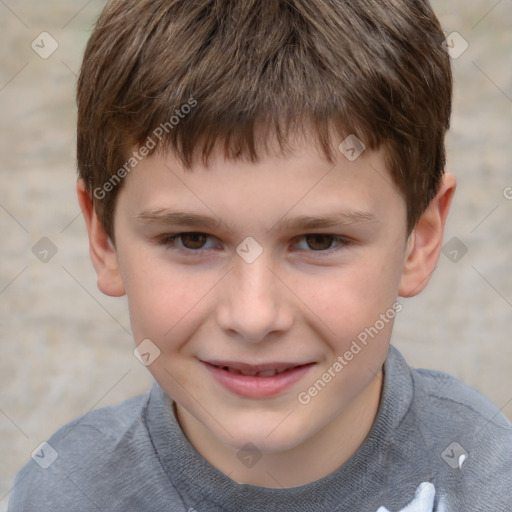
top-left (145, 345), bottom-right (416, 511)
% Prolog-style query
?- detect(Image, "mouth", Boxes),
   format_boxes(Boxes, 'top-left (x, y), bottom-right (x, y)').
top-left (201, 360), bottom-right (315, 398)
top-left (206, 362), bottom-right (309, 377)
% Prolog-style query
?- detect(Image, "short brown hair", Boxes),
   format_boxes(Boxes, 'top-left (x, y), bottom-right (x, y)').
top-left (77, 0), bottom-right (452, 239)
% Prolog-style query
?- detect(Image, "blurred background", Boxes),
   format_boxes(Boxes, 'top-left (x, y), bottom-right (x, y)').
top-left (1, 0), bottom-right (511, 506)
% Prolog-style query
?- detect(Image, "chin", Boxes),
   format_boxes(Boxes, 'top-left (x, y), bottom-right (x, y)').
top-left (220, 414), bottom-right (315, 454)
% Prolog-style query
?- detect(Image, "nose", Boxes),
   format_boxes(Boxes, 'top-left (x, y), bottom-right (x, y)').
top-left (216, 254), bottom-right (294, 343)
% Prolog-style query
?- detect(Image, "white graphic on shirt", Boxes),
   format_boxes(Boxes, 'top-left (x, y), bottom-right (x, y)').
top-left (376, 482), bottom-right (446, 512)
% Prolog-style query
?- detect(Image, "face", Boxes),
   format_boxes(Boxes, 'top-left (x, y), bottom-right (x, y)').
top-left (111, 139), bottom-right (409, 456)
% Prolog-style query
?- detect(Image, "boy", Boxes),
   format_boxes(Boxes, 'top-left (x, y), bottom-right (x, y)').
top-left (8, 0), bottom-right (512, 510)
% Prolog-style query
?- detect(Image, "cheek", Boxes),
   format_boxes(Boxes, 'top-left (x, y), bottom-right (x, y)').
top-left (122, 257), bottom-right (216, 348)
top-left (302, 257), bottom-right (400, 336)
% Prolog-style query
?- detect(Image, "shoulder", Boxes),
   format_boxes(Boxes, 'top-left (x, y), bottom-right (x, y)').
top-left (386, 345), bottom-right (511, 434)
top-left (408, 361), bottom-right (512, 507)
top-left (7, 391), bottom-right (164, 512)
top-left (410, 364), bottom-right (512, 431)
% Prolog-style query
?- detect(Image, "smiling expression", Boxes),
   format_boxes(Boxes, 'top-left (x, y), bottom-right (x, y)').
top-left (105, 136), bottom-right (412, 461)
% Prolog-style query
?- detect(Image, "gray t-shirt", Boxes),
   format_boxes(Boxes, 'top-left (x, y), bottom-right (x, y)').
top-left (7, 346), bottom-right (512, 511)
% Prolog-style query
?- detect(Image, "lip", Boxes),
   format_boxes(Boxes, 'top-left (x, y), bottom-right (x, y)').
top-left (201, 360), bottom-right (315, 399)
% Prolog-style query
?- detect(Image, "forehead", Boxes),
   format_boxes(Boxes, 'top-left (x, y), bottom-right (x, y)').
top-left (115, 137), bottom-right (406, 237)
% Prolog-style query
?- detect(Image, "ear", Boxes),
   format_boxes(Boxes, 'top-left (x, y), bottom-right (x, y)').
top-left (399, 173), bottom-right (456, 297)
top-left (77, 179), bottom-right (126, 297)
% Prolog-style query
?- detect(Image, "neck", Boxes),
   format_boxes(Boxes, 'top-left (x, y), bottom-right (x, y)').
top-left (176, 370), bottom-right (383, 488)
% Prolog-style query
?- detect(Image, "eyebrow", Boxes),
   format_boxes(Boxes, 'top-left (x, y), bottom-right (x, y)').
top-left (135, 209), bottom-right (233, 232)
top-left (269, 210), bottom-right (378, 232)
top-left (134, 208), bottom-right (378, 233)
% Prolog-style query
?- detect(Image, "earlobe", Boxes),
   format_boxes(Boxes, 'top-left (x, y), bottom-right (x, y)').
top-left (77, 179), bottom-right (126, 297)
top-left (399, 174), bottom-right (456, 298)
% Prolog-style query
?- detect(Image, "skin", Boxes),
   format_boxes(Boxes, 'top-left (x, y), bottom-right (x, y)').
top-left (77, 135), bottom-right (456, 488)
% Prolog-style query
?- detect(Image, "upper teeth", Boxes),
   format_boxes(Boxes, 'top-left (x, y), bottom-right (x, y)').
top-left (217, 366), bottom-right (289, 377)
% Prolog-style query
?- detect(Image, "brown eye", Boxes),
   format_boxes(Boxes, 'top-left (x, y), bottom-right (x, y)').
top-left (305, 234), bottom-right (334, 251)
top-left (180, 233), bottom-right (208, 249)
